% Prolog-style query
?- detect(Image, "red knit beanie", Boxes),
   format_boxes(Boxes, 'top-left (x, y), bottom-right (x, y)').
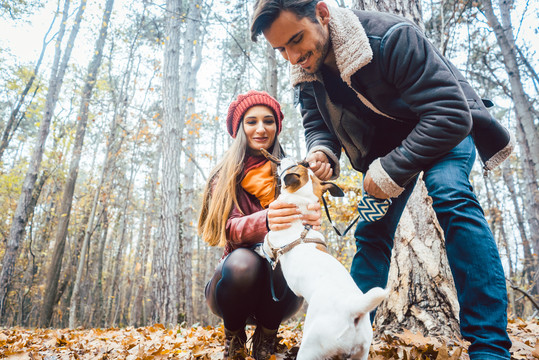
top-left (226, 90), bottom-right (284, 138)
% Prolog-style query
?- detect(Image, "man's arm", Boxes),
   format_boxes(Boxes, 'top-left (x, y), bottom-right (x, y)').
top-left (299, 83), bottom-right (342, 180)
top-left (369, 23), bottom-right (472, 198)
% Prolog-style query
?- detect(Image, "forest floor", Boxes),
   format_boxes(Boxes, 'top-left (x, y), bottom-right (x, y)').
top-left (1, 318), bottom-right (537, 359)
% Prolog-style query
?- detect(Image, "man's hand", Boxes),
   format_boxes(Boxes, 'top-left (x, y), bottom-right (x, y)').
top-left (305, 151), bottom-right (333, 181)
top-left (363, 171), bottom-right (390, 199)
top-left (267, 200), bottom-right (322, 231)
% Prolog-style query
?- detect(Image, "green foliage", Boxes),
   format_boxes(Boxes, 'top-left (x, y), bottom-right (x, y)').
top-left (0, 161), bottom-right (27, 240)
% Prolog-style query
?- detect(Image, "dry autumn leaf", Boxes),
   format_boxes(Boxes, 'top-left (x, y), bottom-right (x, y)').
top-left (0, 320), bottom-right (537, 359)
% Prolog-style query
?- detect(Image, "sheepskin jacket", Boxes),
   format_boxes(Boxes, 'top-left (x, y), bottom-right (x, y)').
top-left (292, 6), bottom-right (514, 198)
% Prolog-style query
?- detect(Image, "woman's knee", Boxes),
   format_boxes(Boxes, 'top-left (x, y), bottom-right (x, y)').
top-left (221, 248), bottom-right (266, 286)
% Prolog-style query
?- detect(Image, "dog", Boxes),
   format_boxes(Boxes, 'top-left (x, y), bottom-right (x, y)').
top-left (261, 152), bottom-right (388, 360)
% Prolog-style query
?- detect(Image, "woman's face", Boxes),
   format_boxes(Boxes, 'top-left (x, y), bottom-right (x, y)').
top-left (242, 105), bottom-right (277, 154)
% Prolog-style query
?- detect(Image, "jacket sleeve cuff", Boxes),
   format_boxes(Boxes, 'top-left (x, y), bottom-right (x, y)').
top-left (307, 145), bottom-right (340, 180)
top-left (484, 132), bottom-right (515, 172)
top-left (368, 158), bottom-right (404, 198)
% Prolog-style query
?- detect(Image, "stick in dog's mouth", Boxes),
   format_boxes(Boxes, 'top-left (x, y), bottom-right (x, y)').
top-left (259, 148), bottom-right (281, 164)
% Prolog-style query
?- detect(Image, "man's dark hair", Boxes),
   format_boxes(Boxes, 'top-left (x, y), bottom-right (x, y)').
top-left (250, 0), bottom-right (320, 42)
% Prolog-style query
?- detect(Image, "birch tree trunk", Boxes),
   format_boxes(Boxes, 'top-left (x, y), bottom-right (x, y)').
top-left (352, 0), bottom-right (461, 337)
top-left (502, 162), bottom-right (535, 287)
top-left (266, 42), bottom-right (278, 98)
top-left (1, 0), bottom-right (86, 323)
top-left (178, 0), bottom-right (204, 325)
top-left (480, 0), bottom-right (539, 181)
top-left (131, 153), bottom-right (159, 327)
top-left (355, 0), bottom-right (423, 31)
top-left (152, 0), bottom-right (183, 326)
top-left (482, 174), bottom-right (516, 313)
top-left (483, 0), bottom-right (539, 296)
top-left (515, 121), bottom-right (539, 297)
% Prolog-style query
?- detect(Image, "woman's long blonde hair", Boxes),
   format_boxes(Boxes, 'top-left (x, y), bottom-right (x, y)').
top-left (198, 124), bottom-right (283, 246)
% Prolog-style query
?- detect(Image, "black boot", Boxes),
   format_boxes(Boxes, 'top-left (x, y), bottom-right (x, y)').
top-left (252, 325), bottom-right (278, 360)
top-left (224, 328), bottom-right (248, 360)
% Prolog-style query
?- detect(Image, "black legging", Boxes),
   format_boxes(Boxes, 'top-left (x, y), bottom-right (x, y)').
top-left (205, 247), bottom-right (303, 331)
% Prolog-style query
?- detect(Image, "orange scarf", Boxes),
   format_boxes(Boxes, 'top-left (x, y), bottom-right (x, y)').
top-left (241, 161), bottom-right (276, 208)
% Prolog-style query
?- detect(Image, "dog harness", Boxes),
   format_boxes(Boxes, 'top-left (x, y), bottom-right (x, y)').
top-left (262, 225), bottom-right (328, 302)
top-left (263, 226), bottom-right (327, 268)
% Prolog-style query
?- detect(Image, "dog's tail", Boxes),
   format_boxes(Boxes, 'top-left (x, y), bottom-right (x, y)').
top-left (356, 287), bottom-right (388, 315)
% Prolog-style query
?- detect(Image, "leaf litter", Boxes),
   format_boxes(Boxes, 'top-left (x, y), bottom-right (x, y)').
top-left (0, 318), bottom-right (537, 359)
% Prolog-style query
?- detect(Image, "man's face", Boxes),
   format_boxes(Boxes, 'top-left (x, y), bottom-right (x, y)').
top-left (262, 7), bottom-right (330, 74)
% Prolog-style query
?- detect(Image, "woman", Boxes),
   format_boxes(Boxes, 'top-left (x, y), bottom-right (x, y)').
top-left (198, 90), bottom-right (320, 360)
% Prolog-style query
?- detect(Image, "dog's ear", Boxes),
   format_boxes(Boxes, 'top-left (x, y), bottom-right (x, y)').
top-left (260, 148), bottom-right (281, 165)
top-left (283, 173), bottom-right (301, 190)
top-left (320, 181), bottom-right (345, 197)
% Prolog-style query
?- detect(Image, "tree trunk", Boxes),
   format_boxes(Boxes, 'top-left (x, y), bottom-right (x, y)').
top-left (482, 174), bottom-right (516, 313)
top-left (91, 210), bottom-right (108, 328)
top-left (376, 179), bottom-right (461, 335)
top-left (355, 0), bottom-right (424, 31)
top-left (480, 0), bottom-right (539, 181)
top-left (266, 42), bottom-right (278, 98)
top-left (107, 169), bottom-right (135, 327)
top-left (2, 0), bottom-right (86, 323)
top-left (515, 121), bottom-right (539, 296)
top-left (130, 155), bottom-right (158, 327)
top-left (178, 0), bottom-right (204, 325)
top-left (501, 162), bottom-right (535, 286)
top-left (152, 0), bottom-right (183, 326)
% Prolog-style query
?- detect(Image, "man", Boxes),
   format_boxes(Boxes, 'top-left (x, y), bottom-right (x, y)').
top-left (251, 1), bottom-right (513, 359)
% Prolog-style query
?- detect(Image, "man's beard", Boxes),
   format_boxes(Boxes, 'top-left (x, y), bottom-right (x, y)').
top-left (312, 36), bottom-right (330, 73)
top-left (304, 27), bottom-right (330, 74)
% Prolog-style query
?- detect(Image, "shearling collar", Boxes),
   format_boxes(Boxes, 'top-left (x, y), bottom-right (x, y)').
top-left (290, 6), bottom-right (372, 87)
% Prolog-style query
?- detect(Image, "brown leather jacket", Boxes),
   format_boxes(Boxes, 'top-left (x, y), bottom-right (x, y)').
top-left (224, 186), bottom-right (269, 256)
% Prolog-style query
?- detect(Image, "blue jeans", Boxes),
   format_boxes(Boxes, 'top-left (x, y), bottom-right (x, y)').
top-left (350, 136), bottom-right (511, 359)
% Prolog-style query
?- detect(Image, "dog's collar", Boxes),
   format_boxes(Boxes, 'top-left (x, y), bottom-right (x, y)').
top-left (264, 226), bottom-right (327, 267)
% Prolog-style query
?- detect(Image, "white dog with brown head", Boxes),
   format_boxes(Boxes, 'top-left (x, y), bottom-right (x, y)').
top-left (262, 151), bottom-right (388, 360)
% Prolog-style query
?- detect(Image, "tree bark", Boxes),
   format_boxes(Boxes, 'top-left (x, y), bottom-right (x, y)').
top-left (266, 41), bottom-right (278, 98)
top-left (355, 0), bottom-right (424, 31)
top-left (130, 154), bottom-right (159, 326)
top-left (480, 0), bottom-right (539, 181)
top-left (501, 162), bottom-right (535, 285)
top-left (91, 210), bottom-right (108, 328)
top-left (514, 121), bottom-right (539, 297)
top-left (1, 0), bottom-right (86, 323)
top-left (482, 173), bottom-right (516, 313)
top-left (178, 0), bottom-right (204, 326)
top-left (376, 179), bottom-right (461, 336)
top-left (152, 0), bottom-right (184, 326)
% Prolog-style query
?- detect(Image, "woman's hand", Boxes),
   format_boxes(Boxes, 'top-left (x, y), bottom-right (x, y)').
top-left (267, 200), bottom-right (322, 231)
